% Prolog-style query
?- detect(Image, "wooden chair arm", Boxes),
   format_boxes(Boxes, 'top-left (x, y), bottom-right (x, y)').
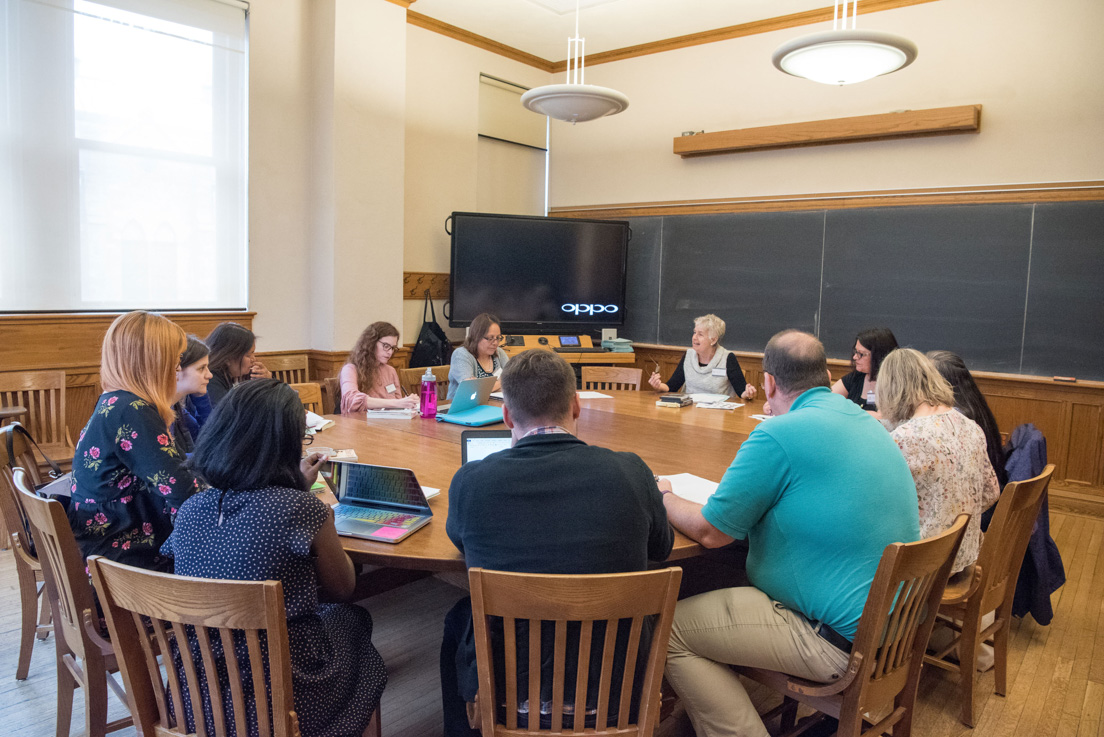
top-left (785, 651), bottom-right (865, 698)
top-left (83, 608), bottom-right (114, 654)
top-left (940, 565), bottom-right (983, 606)
top-left (10, 534), bottom-right (39, 569)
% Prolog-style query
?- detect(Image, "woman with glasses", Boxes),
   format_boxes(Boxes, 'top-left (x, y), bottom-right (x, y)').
top-left (447, 312), bottom-right (509, 400)
top-left (830, 327), bottom-right (898, 411)
top-left (340, 321), bottom-right (419, 413)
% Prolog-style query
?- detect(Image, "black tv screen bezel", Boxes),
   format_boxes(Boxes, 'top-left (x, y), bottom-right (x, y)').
top-left (448, 211), bottom-right (630, 332)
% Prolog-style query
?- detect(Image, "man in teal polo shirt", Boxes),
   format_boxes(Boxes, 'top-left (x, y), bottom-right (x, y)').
top-left (660, 329), bottom-right (920, 737)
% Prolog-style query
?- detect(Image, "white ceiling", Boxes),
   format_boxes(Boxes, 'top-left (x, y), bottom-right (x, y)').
top-left (411, 0), bottom-right (833, 61)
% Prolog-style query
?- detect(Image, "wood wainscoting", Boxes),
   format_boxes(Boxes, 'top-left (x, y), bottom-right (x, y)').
top-left (631, 343), bottom-right (1104, 506)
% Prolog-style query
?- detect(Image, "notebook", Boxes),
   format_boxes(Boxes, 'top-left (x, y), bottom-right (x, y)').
top-left (327, 462), bottom-right (433, 543)
top-left (460, 429), bottom-right (513, 464)
top-left (437, 377), bottom-right (504, 427)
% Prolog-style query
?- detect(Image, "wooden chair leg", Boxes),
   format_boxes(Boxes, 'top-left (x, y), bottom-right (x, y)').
top-left (84, 658), bottom-right (109, 737)
top-left (958, 609), bottom-right (981, 728)
top-left (780, 697), bottom-right (798, 732)
top-left (993, 606), bottom-right (1010, 697)
top-left (16, 568), bottom-right (38, 680)
top-left (55, 655), bottom-right (76, 737)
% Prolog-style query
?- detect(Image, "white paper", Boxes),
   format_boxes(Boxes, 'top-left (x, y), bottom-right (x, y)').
top-left (489, 392), bottom-right (503, 400)
top-left (750, 414), bottom-right (772, 421)
top-left (365, 408), bottom-right (417, 420)
top-left (688, 393), bottom-right (730, 404)
top-left (698, 401), bottom-right (743, 411)
top-left (422, 486), bottom-right (440, 499)
top-left (659, 473), bottom-right (720, 506)
top-left (577, 391), bottom-right (613, 399)
top-left (305, 410), bottom-right (334, 431)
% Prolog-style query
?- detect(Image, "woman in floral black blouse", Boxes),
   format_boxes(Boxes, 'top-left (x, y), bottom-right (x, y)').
top-left (69, 311), bottom-right (200, 572)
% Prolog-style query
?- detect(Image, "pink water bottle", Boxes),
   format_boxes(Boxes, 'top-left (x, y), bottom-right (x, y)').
top-left (419, 367), bottom-right (438, 419)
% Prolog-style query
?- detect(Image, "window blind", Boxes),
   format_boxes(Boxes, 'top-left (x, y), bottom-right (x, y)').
top-left (0, 0), bottom-right (249, 311)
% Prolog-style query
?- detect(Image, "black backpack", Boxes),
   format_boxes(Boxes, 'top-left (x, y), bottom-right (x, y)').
top-left (408, 293), bottom-right (454, 369)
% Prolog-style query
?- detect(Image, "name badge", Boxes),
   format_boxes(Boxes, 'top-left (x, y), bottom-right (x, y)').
top-left (385, 383), bottom-right (397, 394)
top-left (711, 368), bottom-right (726, 377)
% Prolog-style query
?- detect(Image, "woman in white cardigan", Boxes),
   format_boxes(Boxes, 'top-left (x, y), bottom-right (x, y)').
top-left (648, 314), bottom-right (757, 400)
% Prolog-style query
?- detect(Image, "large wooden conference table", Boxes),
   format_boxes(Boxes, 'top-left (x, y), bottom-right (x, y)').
top-left (314, 392), bottom-right (764, 573)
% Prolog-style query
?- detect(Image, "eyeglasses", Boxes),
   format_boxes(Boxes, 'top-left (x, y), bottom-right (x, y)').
top-left (303, 433), bottom-right (314, 445)
top-left (379, 342), bottom-right (398, 354)
top-left (853, 350), bottom-right (871, 359)
top-left (483, 335), bottom-right (505, 344)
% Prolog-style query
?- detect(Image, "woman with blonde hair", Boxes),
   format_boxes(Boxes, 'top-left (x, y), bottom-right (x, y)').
top-left (340, 321), bottom-right (419, 413)
top-left (69, 311), bottom-right (200, 572)
top-left (648, 314), bottom-right (757, 400)
top-left (878, 348), bottom-right (1000, 573)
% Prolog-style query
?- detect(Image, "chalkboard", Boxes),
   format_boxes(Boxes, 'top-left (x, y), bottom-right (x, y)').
top-left (620, 200), bottom-right (1104, 380)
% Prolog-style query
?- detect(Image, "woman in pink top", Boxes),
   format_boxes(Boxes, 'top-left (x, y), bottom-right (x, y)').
top-left (339, 322), bottom-right (419, 414)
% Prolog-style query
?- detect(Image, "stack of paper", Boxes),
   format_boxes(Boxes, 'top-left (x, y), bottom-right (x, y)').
top-left (659, 473), bottom-right (720, 505)
top-left (365, 408), bottom-right (417, 420)
top-left (305, 411), bottom-right (334, 432)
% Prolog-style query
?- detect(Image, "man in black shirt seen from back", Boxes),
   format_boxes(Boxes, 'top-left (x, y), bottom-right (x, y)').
top-left (440, 349), bottom-right (674, 736)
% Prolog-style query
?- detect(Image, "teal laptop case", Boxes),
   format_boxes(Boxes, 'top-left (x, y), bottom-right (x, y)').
top-left (436, 405), bottom-right (505, 427)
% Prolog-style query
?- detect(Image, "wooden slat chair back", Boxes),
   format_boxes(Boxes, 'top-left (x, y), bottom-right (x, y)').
top-left (0, 425), bottom-right (52, 680)
top-left (289, 383), bottom-right (323, 414)
top-left (0, 370), bottom-right (75, 465)
top-left (88, 556), bottom-right (302, 737)
top-left (265, 355), bottom-right (310, 385)
top-left (468, 567), bottom-right (682, 737)
top-left (581, 367), bottom-right (643, 392)
top-left (736, 515), bottom-right (969, 737)
top-left (924, 464), bottom-right (1056, 726)
top-left (13, 471), bottom-right (132, 737)
top-left (321, 377), bottom-right (340, 415)
top-left (399, 365), bottom-right (450, 400)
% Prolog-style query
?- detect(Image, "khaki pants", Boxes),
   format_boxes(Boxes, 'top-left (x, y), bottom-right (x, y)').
top-left (665, 587), bottom-right (850, 737)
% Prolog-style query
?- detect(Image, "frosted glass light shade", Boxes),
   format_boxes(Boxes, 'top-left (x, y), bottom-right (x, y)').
top-left (521, 84), bottom-right (629, 123)
top-left (773, 29), bottom-right (918, 85)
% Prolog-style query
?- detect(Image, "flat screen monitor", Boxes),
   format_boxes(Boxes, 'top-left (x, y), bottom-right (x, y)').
top-left (449, 212), bottom-right (629, 331)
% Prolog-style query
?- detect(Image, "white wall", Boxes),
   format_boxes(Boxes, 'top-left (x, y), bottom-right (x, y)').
top-left (547, 0), bottom-right (1104, 207)
top-left (402, 26), bottom-right (551, 343)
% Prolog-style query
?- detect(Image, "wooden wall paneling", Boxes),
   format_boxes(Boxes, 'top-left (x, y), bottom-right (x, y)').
top-left (673, 105), bottom-right (981, 157)
top-left (1064, 403), bottom-right (1104, 487)
top-left (403, 272), bottom-right (449, 300)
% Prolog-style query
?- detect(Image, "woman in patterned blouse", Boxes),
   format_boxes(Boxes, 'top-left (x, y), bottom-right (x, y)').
top-left (69, 311), bottom-right (200, 572)
top-left (877, 348), bottom-right (1000, 574)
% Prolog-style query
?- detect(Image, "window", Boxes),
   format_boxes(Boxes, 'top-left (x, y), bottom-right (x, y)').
top-left (0, 0), bottom-right (248, 311)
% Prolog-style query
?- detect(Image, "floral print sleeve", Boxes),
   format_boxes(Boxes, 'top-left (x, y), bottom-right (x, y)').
top-left (70, 390), bottom-right (200, 572)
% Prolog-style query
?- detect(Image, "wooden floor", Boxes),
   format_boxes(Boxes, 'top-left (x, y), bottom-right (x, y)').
top-left (1, 505), bottom-right (1101, 737)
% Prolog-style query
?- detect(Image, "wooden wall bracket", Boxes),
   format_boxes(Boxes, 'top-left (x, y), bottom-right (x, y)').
top-left (403, 272), bottom-right (450, 300)
top-left (673, 104), bottom-right (982, 157)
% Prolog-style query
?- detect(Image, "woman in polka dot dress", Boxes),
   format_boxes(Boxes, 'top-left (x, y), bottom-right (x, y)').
top-left (163, 379), bottom-right (386, 736)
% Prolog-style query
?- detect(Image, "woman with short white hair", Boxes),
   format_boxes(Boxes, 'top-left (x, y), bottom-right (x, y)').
top-left (648, 314), bottom-right (757, 400)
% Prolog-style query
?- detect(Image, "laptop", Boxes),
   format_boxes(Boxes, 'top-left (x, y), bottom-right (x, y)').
top-left (460, 429), bottom-right (513, 464)
top-left (326, 462), bottom-right (434, 543)
top-left (437, 376), bottom-right (504, 427)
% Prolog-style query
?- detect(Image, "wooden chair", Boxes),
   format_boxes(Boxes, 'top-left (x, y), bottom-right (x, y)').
top-left (924, 464), bottom-right (1056, 726)
top-left (0, 425), bottom-right (52, 679)
top-left (735, 514), bottom-right (969, 737)
top-left (88, 556), bottom-right (382, 737)
top-left (290, 382), bottom-right (323, 414)
top-left (0, 370), bottom-right (75, 468)
top-left (322, 377), bottom-right (340, 415)
top-left (467, 566), bottom-right (682, 736)
top-left (265, 354), bottom-right (310, 384)
top-left (581, 367), bottom-right (643, 391)
top-left (13, 470), bottom-right (132, 737)
top-left (399, 365), bottom-right (450, 399)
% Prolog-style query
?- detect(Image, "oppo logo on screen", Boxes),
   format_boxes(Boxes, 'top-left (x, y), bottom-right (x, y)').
top-left (562, 303), bottom-right (619, 315)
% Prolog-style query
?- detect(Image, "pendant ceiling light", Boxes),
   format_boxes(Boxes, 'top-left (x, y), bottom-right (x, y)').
top-left (772, 0), bottom-right (917, 85)
top-left (521, 0), bottom-right (628, 124)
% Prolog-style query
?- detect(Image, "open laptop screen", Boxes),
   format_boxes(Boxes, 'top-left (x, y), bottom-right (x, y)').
top-left (461, 430), bottom-right (513, 464)
top-left (339, 464), bottom-right (429, 512)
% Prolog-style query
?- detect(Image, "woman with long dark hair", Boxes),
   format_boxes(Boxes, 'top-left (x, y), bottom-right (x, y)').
top-left (163, 379), bottom-right (386, 736)
top-left (171, 335), bottom-right (212, 454)
top-left (204, 322), bottom-right (270, 407)
top-left (831, 327), bottom-right (898, 411)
